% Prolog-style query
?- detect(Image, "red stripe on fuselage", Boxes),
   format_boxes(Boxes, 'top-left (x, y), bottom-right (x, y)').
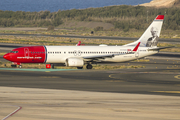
top-left (4, 46), bottom-right (46, 63)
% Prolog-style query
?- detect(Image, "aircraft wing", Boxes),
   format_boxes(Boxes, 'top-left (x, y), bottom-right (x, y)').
top-left (83, 42), bottom-right (140, 61)
top-left (83, 54), bottom-right (116, 60)
top-left (148, 46), bottom-right (174, 51)
top-left (83, 52), bottom-right (136, 61)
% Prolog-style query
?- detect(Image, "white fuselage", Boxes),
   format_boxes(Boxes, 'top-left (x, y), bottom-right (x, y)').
top-left (45, 46), bottom-right (158, 63)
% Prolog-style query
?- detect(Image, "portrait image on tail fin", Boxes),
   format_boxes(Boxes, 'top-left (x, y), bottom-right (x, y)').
top-left (146, 27), bottom-right (159, 47)
top-left (124, 15), bottom-right (164, 47)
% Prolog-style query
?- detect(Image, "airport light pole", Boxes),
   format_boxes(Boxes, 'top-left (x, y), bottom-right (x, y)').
top-left (164, 11), bottom-right (166, 24)
top-left (147, 11), bottom-right (149, 23)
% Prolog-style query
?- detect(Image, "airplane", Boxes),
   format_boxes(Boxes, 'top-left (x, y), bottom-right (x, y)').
top-left (3, 15), bottom-right (169, 69)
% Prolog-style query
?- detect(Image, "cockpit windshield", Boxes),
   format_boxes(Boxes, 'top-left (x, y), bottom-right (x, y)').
top-left (10, 51), bottom-right (18, 53)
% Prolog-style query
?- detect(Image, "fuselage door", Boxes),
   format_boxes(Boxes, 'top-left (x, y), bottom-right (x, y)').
top-left (74, 50), bottom-right (77, 56)
top-left (24, 48), bottom-right (29, 57)
top-left (78, 50), bottom-right (81, 56)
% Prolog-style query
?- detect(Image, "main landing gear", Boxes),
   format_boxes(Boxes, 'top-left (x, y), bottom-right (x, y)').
top-left (86, 64), bottom-right (93, 69)
top-left (76, 64), bottom-right (93, 69)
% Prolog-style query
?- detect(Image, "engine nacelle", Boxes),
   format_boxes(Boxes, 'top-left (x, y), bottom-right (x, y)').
top-left (65, 58), bottom-right (84, 67)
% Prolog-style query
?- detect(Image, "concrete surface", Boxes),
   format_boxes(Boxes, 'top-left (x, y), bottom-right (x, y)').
top-left (0, 87), bottom-right (180, 120)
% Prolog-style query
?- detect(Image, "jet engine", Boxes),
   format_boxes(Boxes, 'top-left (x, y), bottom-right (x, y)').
top-left (65, 58), bottom-right (84, 67)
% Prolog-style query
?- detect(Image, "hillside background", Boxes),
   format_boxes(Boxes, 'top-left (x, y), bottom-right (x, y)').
top-left (0, 0), bottom-right (180, 32)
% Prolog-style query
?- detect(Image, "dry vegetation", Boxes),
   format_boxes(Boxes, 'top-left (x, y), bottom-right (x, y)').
top-left (1, 27), bottom-right (180, 39)
top-left (1, 4), bottom-right (180, 32)
top-left (92, 64), bottom-right (145, 70)
top-left (0, 53), bottom-right (6, 56)
top-left (0, 35), bottom-right (131, 46)
top-left (0, 35), bottom-right (179, 52)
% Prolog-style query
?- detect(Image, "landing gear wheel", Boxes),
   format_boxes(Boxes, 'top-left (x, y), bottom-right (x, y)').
top-left (19, 65), bottom-right (22, 68)
top-left (77, 67), bottom-right (83, 69)
top-left (11, 65), bottom-right (17, 68)
top-left (86, 64), bottom-right (93, 69)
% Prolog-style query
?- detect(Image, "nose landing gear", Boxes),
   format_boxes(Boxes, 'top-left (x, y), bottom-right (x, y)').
top-left (11, 64), bottom-right (17, 68)
top-left (19, 65), bottom-right (22, 68)
top-left (11, 62), bottom-right (22, 68)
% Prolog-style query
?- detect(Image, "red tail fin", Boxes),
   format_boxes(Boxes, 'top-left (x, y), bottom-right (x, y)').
top-left (155, 15), bottom-right (164, 20)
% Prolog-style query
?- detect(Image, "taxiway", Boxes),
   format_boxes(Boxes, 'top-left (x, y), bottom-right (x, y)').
top-left (0, 58), bottom-right (180, 120)
top-left (0, 38), bottom-right (180, 119)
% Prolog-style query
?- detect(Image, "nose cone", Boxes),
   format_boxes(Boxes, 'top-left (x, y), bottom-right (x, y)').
top-left (3, 53), bottom-right (10, 60)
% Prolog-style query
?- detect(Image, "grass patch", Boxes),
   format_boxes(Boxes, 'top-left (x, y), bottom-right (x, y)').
top-left (0, 35), bottom-right (131, 46)
top-left (0, 62), bottom-right (46, 69)
top-left (1, 35), bottom-right (180, 52)
top-left (0, 53), bottom-right (6, 56)
top-left (133, 59), bottom-right (150, 62)
top-left (0, 28), bottom-right (180, 39)
top-left (93, 64), bottom-right (145, 70)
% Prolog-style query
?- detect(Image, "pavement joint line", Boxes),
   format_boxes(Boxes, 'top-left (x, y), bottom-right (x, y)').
top-left (108, 71), bottom-right (180, 74)
top-left (145, 57), bottom-right (180, 60)
top-left (40, 76), bottom-right (60, 78)
top-left (109, 72), bottom-right (180, 80)
top-left (106, 80), bottom-right (124, 82)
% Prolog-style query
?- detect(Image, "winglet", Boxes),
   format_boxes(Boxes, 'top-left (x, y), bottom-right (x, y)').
top-left (76, 41), bottom-right (81, 46)
top-left (76, 41), bottom-right (85, 46)
top-left (133, 42), bottom-right (141, 51)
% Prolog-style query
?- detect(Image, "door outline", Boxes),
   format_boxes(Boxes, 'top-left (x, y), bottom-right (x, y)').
top-left (24, 48), bottom-right (29, 57)
top-left (74, 50), bottom-right (77, 56)
top-left (78, 50), bottom-right (81, 56)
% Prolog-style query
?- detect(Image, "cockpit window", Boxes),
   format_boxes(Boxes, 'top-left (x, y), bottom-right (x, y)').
top-left (10, 51), bottom-right (18, 53)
